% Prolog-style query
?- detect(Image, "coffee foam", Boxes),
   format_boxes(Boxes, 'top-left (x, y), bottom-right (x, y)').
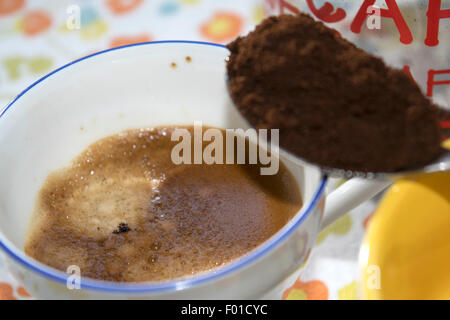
top-left (25, 127), bottom-right (301, 282)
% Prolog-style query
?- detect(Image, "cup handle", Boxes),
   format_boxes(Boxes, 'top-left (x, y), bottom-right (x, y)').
top-left (321, 178), bottom-right (392, 230)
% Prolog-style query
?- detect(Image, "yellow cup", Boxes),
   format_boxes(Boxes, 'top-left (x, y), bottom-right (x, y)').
top-left (360, 171), bottom-right (450, 300)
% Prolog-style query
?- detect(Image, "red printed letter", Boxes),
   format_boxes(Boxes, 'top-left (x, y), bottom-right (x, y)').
top-left (351, 0), bottom-right (413, 44)
top-left (402, 65), bottom-right (416, 83)
top-left (425, 0), bottom-right (450, 46)
top-left (265, 0), bottom-right (276, 11)
top-left (306, 0), bottom-right (346, 23)
top-left (278, 0), bottom-right (300, 14)
top-left (427, 69), bottom-right (450, 97)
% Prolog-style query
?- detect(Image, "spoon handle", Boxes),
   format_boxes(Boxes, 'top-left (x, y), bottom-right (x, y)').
top-left (321, 178), bottom-right (392, 230)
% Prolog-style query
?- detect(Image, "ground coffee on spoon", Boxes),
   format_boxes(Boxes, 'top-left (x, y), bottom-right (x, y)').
top-left (227, 14), bottom-right (444, 173)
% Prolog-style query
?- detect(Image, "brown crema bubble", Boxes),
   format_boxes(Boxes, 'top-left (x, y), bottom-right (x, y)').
top-left (25, 126), bottom-right (302, 282)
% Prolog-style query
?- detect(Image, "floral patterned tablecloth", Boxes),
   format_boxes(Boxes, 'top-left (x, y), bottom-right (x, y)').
top-left (0, 0), bottom-right (377, 300)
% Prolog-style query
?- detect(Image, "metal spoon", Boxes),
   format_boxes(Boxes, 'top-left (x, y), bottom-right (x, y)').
top-left (226, 78), bottom-right (450, 181)
top-left (285, 144), bottom-right (450, 181)
top-left (282, 145), bottom-right (450, 180)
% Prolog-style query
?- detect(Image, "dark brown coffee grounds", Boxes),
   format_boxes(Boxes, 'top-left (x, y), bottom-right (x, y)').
top-left (440, 109), bottom-right (450, 140)
top-left (113, 223), bottom-right (131, 234)
top-left (227, 14), bottom-right (443, 173)
top-left (439, 109), bottom-right (450, 122)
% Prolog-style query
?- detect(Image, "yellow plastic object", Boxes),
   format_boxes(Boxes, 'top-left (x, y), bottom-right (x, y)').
top-left (443, 138), bottom-right (450, 150)
top-left (360, 172), bottom-right (450, 300)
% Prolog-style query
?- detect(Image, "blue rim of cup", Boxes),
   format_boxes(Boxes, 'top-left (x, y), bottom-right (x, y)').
top-left (0, 40), bottom-right (328, 293)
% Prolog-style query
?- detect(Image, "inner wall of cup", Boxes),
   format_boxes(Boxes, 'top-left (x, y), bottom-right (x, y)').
top-left (0, 43), bottom-right (319, 252)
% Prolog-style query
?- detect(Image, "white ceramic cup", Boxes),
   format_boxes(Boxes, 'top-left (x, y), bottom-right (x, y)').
top-left (0, 41), bottom-right (390, 299)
